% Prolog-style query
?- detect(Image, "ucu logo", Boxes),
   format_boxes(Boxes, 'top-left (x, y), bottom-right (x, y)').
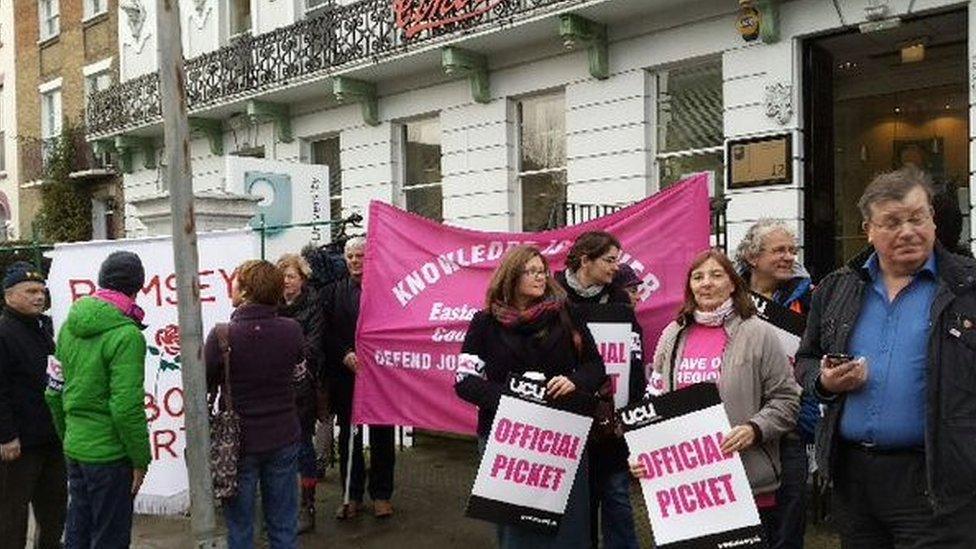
top-left (619, 402), bottom-right (658, 427)
top-left (509, 378), bottom-right (546, 402)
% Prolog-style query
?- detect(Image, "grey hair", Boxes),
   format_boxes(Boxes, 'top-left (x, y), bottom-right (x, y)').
top-left (857, 166), bottom-right (934, 220)
top-left (344, 236), bottom-right (366, 254)
top-left (733, 219), bottom-right (797, 273)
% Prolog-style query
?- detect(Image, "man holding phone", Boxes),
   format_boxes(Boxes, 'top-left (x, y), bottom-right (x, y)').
top-left (797, 166), bottom-right (976, 547)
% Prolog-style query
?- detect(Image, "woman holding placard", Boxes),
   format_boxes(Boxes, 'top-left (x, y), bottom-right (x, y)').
top-left (633, 249), bottom-right (801, 540)
top-left (456, 245), bottom-right (605, 549)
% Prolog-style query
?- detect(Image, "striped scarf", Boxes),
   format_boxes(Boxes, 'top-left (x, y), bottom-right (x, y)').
top-left (491, 295), bottom-right (565, 329)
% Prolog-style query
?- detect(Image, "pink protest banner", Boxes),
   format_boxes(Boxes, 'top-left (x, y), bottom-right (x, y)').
top-left (353, 175), bottom-right (711, 434)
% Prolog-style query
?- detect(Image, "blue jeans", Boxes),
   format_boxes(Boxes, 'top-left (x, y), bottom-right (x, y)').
top-left (64, 459), bottom-right (133, 549)
top-left (772, 436), bottom-right (808, 549)
top-left (593, 469), bottom-right (639, 549)
top-left (224, 443), bottom-right (299, 549)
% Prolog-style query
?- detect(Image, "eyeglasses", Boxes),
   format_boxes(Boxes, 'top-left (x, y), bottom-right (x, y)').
top-left (763, 245), bottom-right (798, 257)
top-left (599, 255), bottom-right (619, 265)
top-left (868, 211), bottom-right (933, 233)
top-left (521, 269), bottom-right (550, 279)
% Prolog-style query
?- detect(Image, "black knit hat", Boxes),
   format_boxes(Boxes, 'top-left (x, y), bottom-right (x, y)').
top-left (613, 263), bottom-right (641, 289)
top-left (3, 261), bottom-right (46, 290)
top-left (98, 251), bottom-right (145, 296)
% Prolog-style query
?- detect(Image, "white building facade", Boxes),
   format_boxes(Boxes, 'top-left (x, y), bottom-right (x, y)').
top-left (89, 0), bottom-right (976, 278)
top-left (0, 0), bottom-right (18, 240)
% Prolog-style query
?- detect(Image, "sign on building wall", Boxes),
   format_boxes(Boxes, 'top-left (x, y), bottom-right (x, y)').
top-left (727, 134), bottom-right (791, 189)
top-left (225, 156), bottom-right (330, 259)
top-left (393, 0), bottom-right (508, 38)
top-left (47, 230), bottom-right (259, 515)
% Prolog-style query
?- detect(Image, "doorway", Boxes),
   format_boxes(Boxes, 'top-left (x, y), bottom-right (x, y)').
top-left (803, 10), bottom-right (970, 280)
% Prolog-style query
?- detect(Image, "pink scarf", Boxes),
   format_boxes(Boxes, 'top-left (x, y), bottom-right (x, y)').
top-left (94, 289), bottom-right (146, 324)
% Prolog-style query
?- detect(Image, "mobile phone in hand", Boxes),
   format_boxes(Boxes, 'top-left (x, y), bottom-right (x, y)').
top-left (823, 353), bottom-right (854, 368)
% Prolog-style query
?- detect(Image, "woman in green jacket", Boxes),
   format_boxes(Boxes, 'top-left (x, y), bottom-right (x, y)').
top-left (46, 251), bottom-right (151, 549)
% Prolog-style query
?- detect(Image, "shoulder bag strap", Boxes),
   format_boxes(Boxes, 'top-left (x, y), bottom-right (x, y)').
top-left (215, 323), bottom-right (234, 411)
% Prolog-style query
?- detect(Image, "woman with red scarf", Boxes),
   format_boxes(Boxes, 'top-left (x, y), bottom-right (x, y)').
top-left (455, 245), bottom-right (605, 548)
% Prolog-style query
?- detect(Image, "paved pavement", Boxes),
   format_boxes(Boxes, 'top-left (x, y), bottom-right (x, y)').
top-left (126, 432), bottom-right (840, 548)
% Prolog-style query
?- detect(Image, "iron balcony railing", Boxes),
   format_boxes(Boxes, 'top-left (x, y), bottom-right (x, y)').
top-left (547, 196), bottom-right (730, 252)
top-left (22, 127), bottom-right (116, 182)
top-left (87, 0), bottom-right (584, 139)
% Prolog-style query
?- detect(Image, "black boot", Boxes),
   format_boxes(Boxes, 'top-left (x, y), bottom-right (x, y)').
top-left (298, 486), bottom-right (316, 534)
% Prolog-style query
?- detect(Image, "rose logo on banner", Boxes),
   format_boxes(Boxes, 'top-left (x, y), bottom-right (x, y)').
top-left (150, 324), bottom-right (182, 372)
top-left (466, 373), bottom-right (593, 534)
top-left (618, 383), bottom-right (765, 548)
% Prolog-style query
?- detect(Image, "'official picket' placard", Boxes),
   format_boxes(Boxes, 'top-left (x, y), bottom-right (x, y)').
top-left (619, 384), bottom-right (765, 548)
top-left (466, 375), bottom-right (592, 534)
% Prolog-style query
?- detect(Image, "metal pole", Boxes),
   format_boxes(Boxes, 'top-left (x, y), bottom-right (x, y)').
top-left (31, 223), bottom-right (42, 271)
top-left (259, 214), bottom-right (266, 260)
top-left (156, 0), bottom-right (225, 546)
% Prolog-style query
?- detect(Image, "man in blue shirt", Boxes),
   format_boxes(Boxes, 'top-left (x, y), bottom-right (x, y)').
top-left (797, 166), bottom-right (976, 548)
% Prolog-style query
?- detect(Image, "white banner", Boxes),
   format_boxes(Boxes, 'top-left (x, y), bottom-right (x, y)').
top-left (466, 376), bottom-right (592, 534)
top-left (619, 384), bottom-right (763, 548)
top-left (47, 230), bottom-right (259, 515)
top-left (587, 322), bottom-right (633, 409)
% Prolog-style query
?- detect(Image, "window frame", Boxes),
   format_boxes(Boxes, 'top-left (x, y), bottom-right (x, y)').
top-left (398, 115), bottom-right (443, 222)
top-left (39, 79), bottom-right (62, 140)
top-left (305, 134), bottom-right (343, 239)
top-left (227, 0), bottom-right (252, 39)
top-left (83, 0), bottom-right (107, 22)
top-left (652, 58), bottom-right (725, 196)
top-left (83, 58), bottom-right (114, 109)
top-left (38, 0), bottom-right (60, 41)
top-left (515, 90), bottom-right (567, 232)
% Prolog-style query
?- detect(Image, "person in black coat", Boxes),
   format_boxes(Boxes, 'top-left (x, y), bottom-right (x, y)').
top-left (456, 245), bottom-right (605, 549)
top-left (320, 236), bottom-right (397, 520)
top-left (555, 233), bottom-right (643, 549)
top-left (0, 262), bottom-right (66, 549)
top-left (276, 253), bottom-right (323, 533)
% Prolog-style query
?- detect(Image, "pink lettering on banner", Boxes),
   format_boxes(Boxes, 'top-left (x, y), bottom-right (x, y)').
top-left (352, 176), bottom-right (712, 434)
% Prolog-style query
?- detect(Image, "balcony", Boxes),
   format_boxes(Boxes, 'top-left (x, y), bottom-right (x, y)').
top-left (86, 0), bottom-right (588, 139)
top-left (22, 127), bottom-right (117, 182)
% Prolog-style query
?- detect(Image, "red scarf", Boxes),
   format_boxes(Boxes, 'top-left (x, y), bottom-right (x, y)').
top-left (490, 296), bottom-right (565, 329)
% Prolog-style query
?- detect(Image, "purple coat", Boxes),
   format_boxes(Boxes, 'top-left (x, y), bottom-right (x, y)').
top-left (205, 303), bottom-right (303, 454)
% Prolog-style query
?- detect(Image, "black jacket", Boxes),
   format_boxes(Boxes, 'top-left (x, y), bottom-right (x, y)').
top-left (319, 277), bottom-right (360, 413)
top-left (455, 306), bottom-right (605, 437)
top-left (0, 308), bottom-right (59, 448)
top-left (279, 289), bottom-right (323, 431)
top-left (798, 246), bottom-right (976, 515)
top-left (279, 288), bottom-right (323, 378)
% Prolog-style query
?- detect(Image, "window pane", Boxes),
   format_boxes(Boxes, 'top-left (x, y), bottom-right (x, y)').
top-left (404, 118), bottom-right (441, 187)
top-left (657, 60), bottom-right (723, 153)
top-left (521, 170), bottom-right (566, 232)
top-left (405, 186), bottom-right (442, 222)
top-left (310, 136), bottom-right (341, 197)
top-left (519, 93), bottom-right (565, 172)
top-left (232, 0), bottom-right (251, 33)
top-left (658, 151), bottom-right (724, 195)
